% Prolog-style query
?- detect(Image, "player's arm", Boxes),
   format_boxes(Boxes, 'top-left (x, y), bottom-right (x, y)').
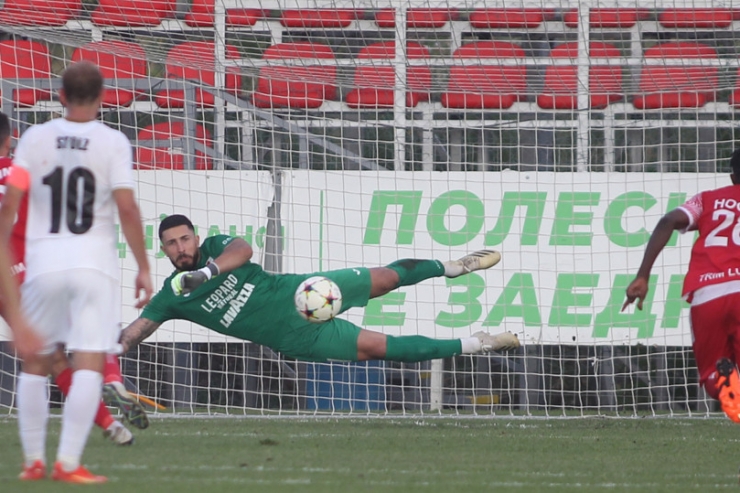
top-left (211, 238), bottom-right (253, 274)
top-left (0, 169), bottom-right (41, 357)
top-left (119, 316), bottom-right (162, 353)
top-left (0, 245), bottom-right (41, 358)
top-left (172, 238), bottom-right (252, 296)
top-left (0, 169), bottom-right (24, 244)
top-left (622, 209), bottom-right (690, 311)
top-left (113, 188), bottom-right (153, 308)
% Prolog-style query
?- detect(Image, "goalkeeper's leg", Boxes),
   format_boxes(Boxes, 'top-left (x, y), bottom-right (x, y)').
top-left (302, 319), bottom-right (519, 363)
top-left (372, 250), bottom-right (502, 298)
top-left (357, 329), bottom-right (519, 362)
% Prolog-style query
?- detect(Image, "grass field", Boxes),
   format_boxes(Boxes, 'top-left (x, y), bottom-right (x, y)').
top-left (1, 416), bottom-right (739, 492)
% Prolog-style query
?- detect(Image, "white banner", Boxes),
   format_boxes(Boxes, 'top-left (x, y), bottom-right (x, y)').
top-left (285, 171), bottom-right (723, 346)
top-left (0, 171), bottom-right (726, 347)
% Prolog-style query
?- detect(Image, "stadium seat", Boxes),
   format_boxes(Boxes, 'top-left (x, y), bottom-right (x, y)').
top-left (537, 42), bottom-right (623, 110)
top-left (469, 9), bottom-right (547, 29)
top-left (0, 0), bottom-right (82, 26)
top-left (563, 9), bottom-right (650, 28)
top-left (345, 41), bottom-right (431, 109)
top-left (185, 0), bottom-right (264, 27)
top-left (0, 40), bottom-right (51, 107)
top-left (135, 122), bottom-right (213, 171)
top-left (441, 41), bottom-right (527, 109)
top-left (155, 41), bottom-right (242, 109)
top-left (71, 41), bottom-right (147, 108)
top-left (633, 42), bottom-right (718, 110)
top-left (728, 70), bottom-right (740, 109)
top-left (374, 9), bottom-right (458, 28)
top-left (252, 42), bottom-right (337, 109)
top-left (91, 0), bottom-right (176, 27)
top-left (280, 10), bottom-right (359, 28)
top-left (658, 9), bottom-right (734, 28)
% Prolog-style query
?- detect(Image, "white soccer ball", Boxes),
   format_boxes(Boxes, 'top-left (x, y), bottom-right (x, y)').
top-left (295, 276), bottom-right (343, 323)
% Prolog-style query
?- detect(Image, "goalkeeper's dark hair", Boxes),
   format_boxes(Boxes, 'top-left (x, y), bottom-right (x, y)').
top-left (159, 214), bottom-right (195, 240)
top-left (732, 148), bottom-right (740, 177)
top-left (0, 112), bottom-right (10, 145)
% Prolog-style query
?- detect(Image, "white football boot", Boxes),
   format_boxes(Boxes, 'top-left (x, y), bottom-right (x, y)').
top-left (472, 331), bottom-right (521, 353)
top-left (444, 250), bottom-right (502, 278)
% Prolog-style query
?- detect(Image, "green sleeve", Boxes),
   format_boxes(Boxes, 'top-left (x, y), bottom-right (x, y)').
top-left (140, 281), bottom-right (175, 323)
top-left (199, 235), bottom-right (236, 263)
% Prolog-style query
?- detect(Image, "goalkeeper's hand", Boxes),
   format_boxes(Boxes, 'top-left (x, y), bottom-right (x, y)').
top-left (170, 263), bottom-right (220, 296)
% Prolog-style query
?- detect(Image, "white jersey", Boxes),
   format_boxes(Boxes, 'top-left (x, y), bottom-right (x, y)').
top-left (13, 118), bottom-right (135, 282)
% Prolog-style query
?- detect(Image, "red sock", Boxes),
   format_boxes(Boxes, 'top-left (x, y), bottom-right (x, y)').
top-left (54, 367), bottom-right (114, 430)
top-left (94, 400), bottom-right (115, 430)
top-left (104, 354), bottom-right (123, 384)
top-left (55, 367), bottom-right (73, 394)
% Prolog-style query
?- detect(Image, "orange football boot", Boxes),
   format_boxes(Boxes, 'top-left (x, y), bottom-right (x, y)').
top-left (51, 463), bottom-right (107, 484)
top-left (715, 358), bottom-right (740, 423)
top-left (19, 460), bottom-right (45, 481)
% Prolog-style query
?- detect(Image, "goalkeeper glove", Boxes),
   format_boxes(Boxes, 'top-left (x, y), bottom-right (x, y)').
top-left (171, 263), bottom-right (220, 296)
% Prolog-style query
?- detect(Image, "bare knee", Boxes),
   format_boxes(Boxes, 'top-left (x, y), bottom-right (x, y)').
top-left (22, 353), bottom-right (53, 377)
top-left (356, 330), bottom-right (387, 360)
top-left (369, 267), bottom-right (399, 299)
top-left (71, 351), bottom-right (106, 374)
top-left (49, 347), bottom-right (70, 378)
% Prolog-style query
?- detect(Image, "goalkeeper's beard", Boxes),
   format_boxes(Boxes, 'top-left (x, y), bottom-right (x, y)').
top-left (172, 251), bottom-right (200, 272)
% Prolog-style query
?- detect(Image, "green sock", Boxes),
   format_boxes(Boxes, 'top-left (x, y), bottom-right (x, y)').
top-left (384, 335), bottom-right (462, 363)
top-left (385, 259), bottom-right (445, 287)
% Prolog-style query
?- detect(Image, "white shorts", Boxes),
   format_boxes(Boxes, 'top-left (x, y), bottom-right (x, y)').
top-left (21, 269), bottom-right (121, 354)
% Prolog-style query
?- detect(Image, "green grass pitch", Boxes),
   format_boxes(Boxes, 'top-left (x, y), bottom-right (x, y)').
top-left (1, 416), bottom-right (739, 492)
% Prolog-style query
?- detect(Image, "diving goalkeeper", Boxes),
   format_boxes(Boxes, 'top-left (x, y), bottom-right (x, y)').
top-left (118, 214), bottom-right (520, 362)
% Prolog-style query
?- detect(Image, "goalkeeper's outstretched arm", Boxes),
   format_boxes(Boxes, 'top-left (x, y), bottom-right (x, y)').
top-left (119, 317), bottom-right (162, 353)
top-left (213, 238), bottom-right (253, 274)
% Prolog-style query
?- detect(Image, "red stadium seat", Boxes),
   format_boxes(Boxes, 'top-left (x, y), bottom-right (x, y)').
top-left (633, 42), bottom-right (718, 109)
top-left (252, 42), bottom-right (337, 109)
top-left (71, 41), bottom-right (147, 108)
top-left (537, 42), bottom-right (623, 110)
top-left (280, 10), bottom-right (359, 28)
top-left (185, 0), bottom-right (263, 27)
top-left (441, 41), bottom-right (527, 109)
top-left (659, 9), bottom-right (734, 28)
top-left (374, 9), bottom-right (458, 28)
top-left (0, 0), bottom-right (82, 26)
top-left (728, 69), bottom-right (740, 108)
top-left (0, 40), bottom-right (51, 107)
top-left (345, 41), bottom-right (431, 109)
top-left (469, 9), bottom-right (546, 29)
top-left (563, 9), bottom-right (650, 28)
top-left (92, 0), bottom-right (175, 27)
top-left (135, 122), bottom-right (213, 171)
top-left (155, 41), bottom-right (242, 109)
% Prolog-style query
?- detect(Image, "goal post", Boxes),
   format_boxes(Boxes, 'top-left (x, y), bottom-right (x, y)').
top-left (0, 0), bottom-right (737, 417)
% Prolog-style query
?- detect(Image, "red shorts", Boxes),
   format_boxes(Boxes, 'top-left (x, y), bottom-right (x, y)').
top-left (690, 291), bottom-right (740, 385)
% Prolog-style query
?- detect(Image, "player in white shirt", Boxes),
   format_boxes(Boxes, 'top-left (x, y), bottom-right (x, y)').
top-left (0, 61), bottom-right (153, 484)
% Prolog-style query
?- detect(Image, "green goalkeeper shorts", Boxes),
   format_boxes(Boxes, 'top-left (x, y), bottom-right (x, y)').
top-left (278, 317), bottom-right (363, 362)
top-left (266, 267), bottom-right (372, 362)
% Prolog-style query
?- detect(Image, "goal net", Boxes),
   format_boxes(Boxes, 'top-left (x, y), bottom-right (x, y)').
top-left (0, 0), bottom-right (736, 417)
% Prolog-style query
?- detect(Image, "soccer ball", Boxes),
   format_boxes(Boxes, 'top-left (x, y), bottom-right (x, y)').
top-left (294, 276), bottom-right (343, 323)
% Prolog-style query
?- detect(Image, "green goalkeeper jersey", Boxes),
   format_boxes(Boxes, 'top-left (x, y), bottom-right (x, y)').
top-left (141, 235), bottom-right (304, 347)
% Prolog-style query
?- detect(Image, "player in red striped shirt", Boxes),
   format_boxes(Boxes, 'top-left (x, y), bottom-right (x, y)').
top-left (0, 113), bottom-right (145, 446)
top-left (624, 148), bottom-right (740, 423)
